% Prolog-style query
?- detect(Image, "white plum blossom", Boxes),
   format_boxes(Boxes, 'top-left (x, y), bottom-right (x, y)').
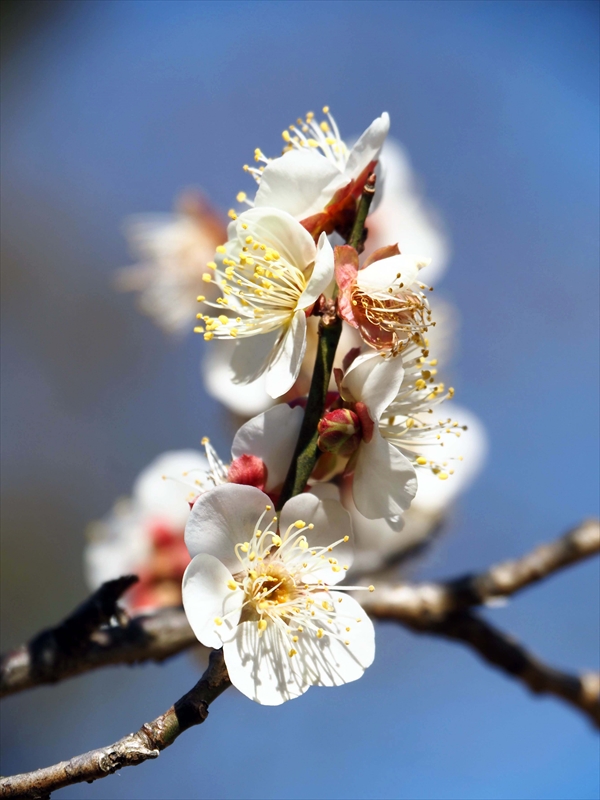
top-left (85, 450), bottom-right (211, 610)
top-left (116, 193), bottom-right (226, 334)
top-left (196, 207), bottom-right (334, 398)
top-left (336, 244), bottom-right (434, 355)
top-left (182, 484), bottom-right (375, 705)
top-left (245, 108), bottom-right (390, 238)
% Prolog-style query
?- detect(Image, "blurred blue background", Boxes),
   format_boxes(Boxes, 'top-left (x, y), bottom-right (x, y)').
top-left (1, 1), bottom-right (598, 798)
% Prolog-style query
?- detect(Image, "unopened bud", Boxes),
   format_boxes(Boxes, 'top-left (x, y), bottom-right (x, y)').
top-left (317, 408), bottom-right (362, 456)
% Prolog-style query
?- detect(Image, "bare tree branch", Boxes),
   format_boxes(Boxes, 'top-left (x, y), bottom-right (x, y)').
top-left (0, 649), bottom-right (230, 799)
top-left (2, 520), bottom-right (597, 701)
top-left (1, 520), bottom-right (598, 797)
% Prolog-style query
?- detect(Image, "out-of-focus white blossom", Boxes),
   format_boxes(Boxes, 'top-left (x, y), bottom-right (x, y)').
top-left (85, 450), bottom-right (211, 610)
top-left (117, 193), bottom-right (226, 334)
top-left (367, 138), bottom-right (450, 285)
top-left (182, 483), bottom-right (375, 705)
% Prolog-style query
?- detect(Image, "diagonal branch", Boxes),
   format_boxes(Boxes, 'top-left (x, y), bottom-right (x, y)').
top-left (0, 648), bottom-right (230, 799)
top-left (2, 521), bottom-right (597, 701)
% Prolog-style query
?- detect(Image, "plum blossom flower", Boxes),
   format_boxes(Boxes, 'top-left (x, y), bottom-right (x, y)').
top-left (246, 107), bottom-right (389, 239)
top-left (85, 450), bottom-right (211, 610)
top-left (196, 207), bottom-right (334, 398)
top-left (182, 483), bottom-right (375, 705)
top-left (335, 244), bottom-right (434, 354)
top-left (116, 193), bottom-right (226, 334)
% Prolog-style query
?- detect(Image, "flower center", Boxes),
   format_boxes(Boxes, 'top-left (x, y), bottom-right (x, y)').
top-left (195, 227), bottom-right (308, 342)
top-left (351, 286), bottom-right (432, 353)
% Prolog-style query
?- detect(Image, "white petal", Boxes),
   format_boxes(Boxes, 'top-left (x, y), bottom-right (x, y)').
top-left (297, 233), bottom-right (334, 310)
top-left (182, 554), bottom-right (243, 649)
top-left (342, 351), bottom-right (405, 421)
top-left (279, 493), bottom-right (353, 583)
top-left (295, 591), bottom-right (375, 686)
top-left (231, 404), bottom-right (303, 492)
top-left (230, 329), bottom-right (280, 385)
top-left (265, 311), bottom-right (307, 399)
top-left (353, 431), bottom-right (417, 519)
top-left (235, 207), bottom-right (316, 270)
top-left (343, 112), bottom-right (390, 184)
top-left (356, 253), bottom-right (429, 294)
top-left (185, 484), bottom-right (273, 572)
top-left (254, 150), bottom-right (340, 220)
top-left (202, 342), bottom-right (274, 417)
top-left (132, 450), bottom-right (210, 527)
top-left (223, 619), bottom-right (309, 705)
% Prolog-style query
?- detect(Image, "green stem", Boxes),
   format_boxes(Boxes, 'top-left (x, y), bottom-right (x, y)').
top-left (276, 175), bottom-right (377, 509)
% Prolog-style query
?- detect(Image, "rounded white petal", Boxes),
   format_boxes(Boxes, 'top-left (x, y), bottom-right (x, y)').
top-left (342, 351), bottom-right (405, 420)
top-left (254, 149), bottom-right (341, 220)
top-left (132, 450), bottom-right (210, 527)
top-left (296, 591), bottom-right (375, 686)
top-left (230, 329), bottom-right (280, 386)
top-left (223, 620), bottom-right (309, 705)
top-left (182, 554), bottom-right (243, 649)
top-left (355, 253), bottom-right (429, 294)
top-left (280, 492), bottom-right (353, 583)
top-left (234, 207), bottom-right (316, 271)
top-left (412, 405), bottom-right (488, 514)
top-left (185, 484), bottom-right (272, 572)
top-left (353, 431), bottom-right (417, 519)
top-left (343, 112), bottom-right (390, 183)
top-left (297, 233), bottom-right (334, 310)
top-left (231, 404), bottom-right (303, 492)
top-left (265, 311), bottom-right (307, 399)
top-left (202, 342), bottom-right (273, 417)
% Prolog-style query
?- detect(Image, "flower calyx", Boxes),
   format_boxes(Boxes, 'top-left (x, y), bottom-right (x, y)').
top-left (317, 401), bottom-right (374, 457)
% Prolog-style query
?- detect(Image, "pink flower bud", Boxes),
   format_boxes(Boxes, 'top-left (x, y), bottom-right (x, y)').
top-left (228, 454), bottom-right (268, 491)
top-left (317, 408), bottom-right (362, 456)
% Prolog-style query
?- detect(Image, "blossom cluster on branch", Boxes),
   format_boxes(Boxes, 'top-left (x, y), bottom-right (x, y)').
top-left (86, 107), bottom-right (488, 705)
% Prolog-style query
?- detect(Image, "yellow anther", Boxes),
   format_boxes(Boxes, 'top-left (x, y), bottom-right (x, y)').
top-left (230, 328), bottom-right (238, 337)
top-left (343, 535), bottom-right (349, 542)
top-left (218, 315), bottom-right (228, 325)
top-left (297, 626), bottom-right (304, 632)
top-left (282, 130), bottom-right (291, 142)
top-left (248, 552), bottom-right (256, 561)
top-left (193, 326), bottom-right (204, 334)
top-left (265, 504), bottom-right (272, 510)
top-left (288, 648), bottom-right (297, 657)
top-left (216, 245), bottom-right (226, 254)
top-left (332, 566), bottom-right (341, 572)
top-left (308, 523), bottom-right (314, 530)
top-left (236, 191), bottom-right (247, 202)
top-left (257, 619), bottom-right (267, 631)
top-left (196, 295), bottom-right (205, 302)
top-left (320, 121), bottom-right (329, 132)
top-left (214, 617), bottom-right (223, 626)
top-left (322, 105), bottom-right (330, 113)
top-left (241, 223), bottom-right (248, 229)
top-left (416, 456), bottom-right (428, 466)
top-left (227, 580), bottom-right (238, 591)
top-left (298, 539), bottom-right (308, 550)
top-left (438, 472), bottom-right (449, 480)
top-left (202, 273), bottom-right (212, 283)
top-left (201, 436), bottom-right (209, 444)
top-left (249, 570), bottom-right (258, 580)
top-left (322, 601), bottom-right (331, 610)
top-left (344, 640), bottom-right (350, 646)
top-left (271, 534), bottom-right (282, 547)
top-left (292, 635), bottom-right (299, 643)
top-left (258, 600), bottom-right (269, 610)
top-left (227, 209), bottom-right (237, 220)
top-left (316, 629), bottom-right (324, 639)
top-left (346, 627), bottom-right (351, 632)
top-left (368, 585), bottom-right (375, 592)
top-left (293, 520), bottom-right (305, 529)
top-left (203, 332), bottom-right (214, 341)
top-left (206, 261), bottom-right (217, 270)
top-left (240, 542), bottom-right (249, 553)
top-left (415, 379), bottom-right (427, 390)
